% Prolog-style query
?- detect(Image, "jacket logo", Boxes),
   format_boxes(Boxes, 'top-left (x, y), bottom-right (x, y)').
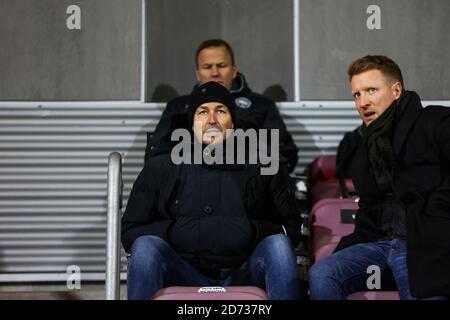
top-left (235, 97), bottom-right (252, 109)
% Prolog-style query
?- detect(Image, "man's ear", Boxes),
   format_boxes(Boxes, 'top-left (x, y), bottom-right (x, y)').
top-left (232, 65), bottom-right (238, 79)
top-left (392, 81), bottom-right (403, 99)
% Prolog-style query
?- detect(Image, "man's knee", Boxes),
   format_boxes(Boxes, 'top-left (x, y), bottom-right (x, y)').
top-left (131, 235), bottom-right (168, 257)
top-left (261, 233), bottom-right (291, 250)
top-left (308, 258), bottom-right (335, 284)
top-left (259, 234), bottom-right (295, 260)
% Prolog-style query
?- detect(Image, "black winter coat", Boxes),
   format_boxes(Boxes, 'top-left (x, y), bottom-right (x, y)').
top-left (335, 91), bottom-right (450, 297)
top-left (145, 73), bottom-right (299, 172)
top-left (122, 153), bottom-right (302, 272)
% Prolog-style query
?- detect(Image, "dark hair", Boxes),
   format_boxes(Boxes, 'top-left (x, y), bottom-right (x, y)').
top-left (348, 55), bottom-right (404, 87)
top-left (195, 39), bottom-right (235, 67)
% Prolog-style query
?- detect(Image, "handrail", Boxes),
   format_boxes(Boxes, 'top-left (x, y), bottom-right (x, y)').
top-left (105, 152), bottom-right (123, 300)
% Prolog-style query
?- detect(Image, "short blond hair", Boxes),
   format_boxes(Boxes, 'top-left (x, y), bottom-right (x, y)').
top-left (348, 55), bottom-right (404, 86)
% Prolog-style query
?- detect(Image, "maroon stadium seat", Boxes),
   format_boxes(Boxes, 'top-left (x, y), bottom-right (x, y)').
top-left (309, 155), bottom-right (337, 186)
top-left (310, 198), bottom-right (357, 263)
top-left (347, 291), bottom-right (400, 300)
top-left (152, 286), bottom-right (268, 300)
top-left (308, 155), bottom-right (355, 205)
top-left (309, 198), bottom-right (399, 300)
top-left (311, 179), bottom-right (355, 205)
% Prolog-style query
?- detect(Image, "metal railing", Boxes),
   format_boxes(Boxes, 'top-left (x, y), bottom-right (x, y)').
top-left (105, 152), bottom-right (123, 300)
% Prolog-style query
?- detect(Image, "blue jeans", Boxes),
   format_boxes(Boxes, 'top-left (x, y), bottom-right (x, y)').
top-left (308, 238), bottom-right (447, 300)
top-left (127, 234), bottom-right (300, 300)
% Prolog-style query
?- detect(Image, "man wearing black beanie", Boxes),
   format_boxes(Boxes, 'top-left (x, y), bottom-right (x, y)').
top-left (188, 81), bottom-right (235, 145)
top-left (121, 82), bottom-right (303, 301)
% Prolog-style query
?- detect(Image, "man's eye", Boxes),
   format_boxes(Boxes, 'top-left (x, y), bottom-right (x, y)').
top-left (368, 88), bottom-right (378, 94)
top-left (352, 92), bottom-right (360, 99)
top-left (217, 109), bottom-right (226, 114)
top-left (198, 111), bottom-right (207, 116)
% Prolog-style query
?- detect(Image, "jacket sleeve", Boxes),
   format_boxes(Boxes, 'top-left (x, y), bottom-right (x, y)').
top-left (251, 164), bottom-right (303, 247)
top-left (336, 127), bottom-right (362, 179)
top-left (121, 161), bottom-right (173, 253)
top-left (262, 101), bottom-right (299, 173)
top-left (425, 109), bottom-right (450, 217)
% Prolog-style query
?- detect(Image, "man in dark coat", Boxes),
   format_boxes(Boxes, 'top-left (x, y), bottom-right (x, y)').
top-left (122, 81), bottom-right (302, 300)
top-left (309, 55), bottom-right (450, 299)
top-left (145, 39), bottom-right (299, 172)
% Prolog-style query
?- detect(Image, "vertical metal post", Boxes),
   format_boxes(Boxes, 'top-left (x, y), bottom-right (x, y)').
top-left (293, 0), bottom-right (301, 102)
top-left (106, 152), bottom-right (122, 300)
top-left (140, 0), bottom-right (148, 102)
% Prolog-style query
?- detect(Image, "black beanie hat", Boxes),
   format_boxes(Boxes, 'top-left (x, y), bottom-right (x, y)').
top-left (188, 81), bottom-right (235, 128)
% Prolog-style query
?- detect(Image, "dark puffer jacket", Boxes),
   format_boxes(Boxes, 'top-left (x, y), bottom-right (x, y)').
top-left (122, 152), bottom-right (302, 273)
top-left (145, 73), bottom-right (299, 172)
top-left (335, 91), bottom-right (450, 297)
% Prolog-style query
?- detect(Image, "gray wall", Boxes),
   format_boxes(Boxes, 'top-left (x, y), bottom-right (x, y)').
top-left (0, 0), bottom-right (141, 100)
top-left (300, 0), bottom-right (450, 100)
top-left (222, 0), bottom-right (294, 101)
top-left (2, 0), bottom-right (449, 101)
top-left (147, 0), bottom-right (222, 100)
top-left (148, 0), bottom-right (293, 101)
